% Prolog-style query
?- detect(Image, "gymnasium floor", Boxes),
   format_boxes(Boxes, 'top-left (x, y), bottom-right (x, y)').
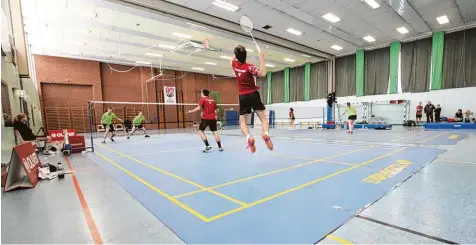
top-left (2, 128), bottom-right (476, 244)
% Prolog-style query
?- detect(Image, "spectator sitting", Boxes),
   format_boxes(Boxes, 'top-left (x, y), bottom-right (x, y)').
top-left (13, 113), bottom-right (50, 143)
top-left (455, 109), bottom-right (463, 122)
top-left (464, 110), bottom-right (473, 123)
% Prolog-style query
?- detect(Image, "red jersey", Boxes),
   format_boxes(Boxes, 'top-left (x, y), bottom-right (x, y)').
top-left (232, 59), bottom-right (260, 95)
top-left (416, 105), bottom-right (423, 115)
top-left (289, 111), bottom-right (294, 119)
top-left (199, 96), bottom-right (217, 120)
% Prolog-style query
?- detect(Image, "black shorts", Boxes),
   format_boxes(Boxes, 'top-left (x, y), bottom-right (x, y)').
top-left (416, 114), bottom-right (422, 118)
top-left (103, 124), bottom-right (114, 131)
top-left (239, 91), bottom-right (266, 115)
top-left (199, 119), bottom-right (217, 131)
top-left (348, 115), bottom-right (357, 120)
top-left (134, 124), bottom-right (144, 129)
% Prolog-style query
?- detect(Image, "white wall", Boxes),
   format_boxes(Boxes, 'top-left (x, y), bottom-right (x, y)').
top-left (269, 87), bottom-right (476, 123)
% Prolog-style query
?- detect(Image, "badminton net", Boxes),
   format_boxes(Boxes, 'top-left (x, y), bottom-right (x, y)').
top-left (86, 101), bottom-right (240, 141)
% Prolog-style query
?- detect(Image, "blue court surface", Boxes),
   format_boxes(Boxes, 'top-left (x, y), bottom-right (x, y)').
top-left (87, 129), bottom-right (463, 243)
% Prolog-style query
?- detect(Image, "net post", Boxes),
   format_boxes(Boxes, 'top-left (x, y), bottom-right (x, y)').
top-left (88, 102), bottom-right (95, 152)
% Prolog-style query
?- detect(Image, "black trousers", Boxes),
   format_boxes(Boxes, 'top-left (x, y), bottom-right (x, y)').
top-left (426, 113), bottom-right (434, 123)
top-left (435, 113), bottom-right (441, 123)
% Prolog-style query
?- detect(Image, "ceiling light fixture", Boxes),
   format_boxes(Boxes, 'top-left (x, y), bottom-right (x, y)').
top-left (220, 55), bottom-right (232, 60)
top-left (396, 27), bottom-right (409, 34)
top-left (286, 28), bottom-right (303, 36)
top-left (363, 36), bottom-right (376, 42)
top-left (187, 22), bottom-right (207, 29)
top-left (192, 67), bottom-right (204, 71)
top-left (135, 61), bottom-right (151, 65)
top-left (302, 54), bottom-right (311, 58)
top-left (246, 49), bottom-right (254, 52)
top-left (322, 13), bottom-right (341, 23)
top-left (212, 0), bottom-right (240, 12)
top-left (172, 32), bottom-right (193, 39)
top-left (363, 0), bottom-right (380, 9)
top-left (265, 64), bottom-right (275, 67)
top-left (146, 53), bottom-right (163, 57)
top-left (436, 15), bottom-right (449, 24)
top-left (331, 45), bottom-right (343, 50)
top-left (205, 62), bottom-right (217, 65)
top-left (284, 58), bottom-right (295, 62)
top-left (157, 44), bottom-right (176, 49)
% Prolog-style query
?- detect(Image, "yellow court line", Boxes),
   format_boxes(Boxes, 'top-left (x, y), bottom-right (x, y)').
top-left (95, 151), bottom-right (209, 222)
top-left (438, 159), bottom-right (476, 165)
top-left (326, 234), bottom-right (353, 244)
top-left (447, 134), bottom-right (459, 140)
top-left (390, 131), bottom-right (430, 142)
top-left (111, 146), bottom-right (204, 158)
top-left (206, 147), bottom-right (407, 222)
top-left (418, 131), bottom-right (449, 143)
top-left (173, 145), bottom-right (377, 199)
top-left (97, 144), bottom-right (248, 206)
top-left (266, 152), bottom-right (356, 166)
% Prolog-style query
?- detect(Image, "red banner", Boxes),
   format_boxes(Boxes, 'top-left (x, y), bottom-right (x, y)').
top-left (69, 135), bottom-right (86, 153)
top-left (48, 129), bottom-right (77, 141)
top-left (4, 142), bottom-right (41, 192)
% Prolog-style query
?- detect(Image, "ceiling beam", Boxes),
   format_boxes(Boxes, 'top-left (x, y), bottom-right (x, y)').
top-left (385, 0), bottom-right (431, 33)
top-left (105, 0), bottom-right (334, 60)
top-left (455, 0), bottom-right (476, 23)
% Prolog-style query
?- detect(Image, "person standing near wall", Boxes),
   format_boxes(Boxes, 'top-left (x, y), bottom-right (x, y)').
top-left (416, 102), bottom-right (423, 125)
top-left (434, 105), bottom-right (442, 123)
top-left (424, 101), bottom-right (435, 123)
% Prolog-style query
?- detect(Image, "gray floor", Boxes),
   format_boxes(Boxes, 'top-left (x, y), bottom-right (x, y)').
top-left (1, 154), bottom-right (184, 244)
top-left (318, 132), bottom-right (476, 244)
top-left (2, 129), bottom-right (475, 244)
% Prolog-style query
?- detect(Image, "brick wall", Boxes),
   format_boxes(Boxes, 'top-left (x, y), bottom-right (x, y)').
top-left (34, 55), bottom-right (239, 131)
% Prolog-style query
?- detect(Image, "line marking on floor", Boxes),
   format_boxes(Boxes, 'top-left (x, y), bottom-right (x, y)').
top-left (447, 134), bottom-right (459, 139)
top-left (356, 215), bottom-right (458, 244)
top-left (265, 152), bottom-right (356, 166)
top-left (205, 147), bottom-right (408, 222)
top-left (94, 151), bottom-right (210, 222)
top-left (438, 159), bottom-right (476, 165)
top-left (111, 147), bottom-right (204, 158)
top-left (173, 145), bottom-right (375, 199)
top-left (97, 144), bottom-right (248, 206)
top-left (390, 131), bottom-right (430, 142)
top-left (418, 132), bottom-right (449, 143)
top-left (64, 157), bottom-right (104, 244)
top-left (326, 234), bottom-right (353, 244)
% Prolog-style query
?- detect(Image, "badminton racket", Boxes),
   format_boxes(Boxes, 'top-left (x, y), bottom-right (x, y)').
top-left (240, 15), bottom-right (261, 52)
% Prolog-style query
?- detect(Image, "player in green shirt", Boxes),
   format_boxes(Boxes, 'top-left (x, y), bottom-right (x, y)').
top-left (341, 102), bottom-right (357, 134)
top-left (101, 107), bottom-right (123, 144)
top-left (127, 112), bottom-right (150, 139)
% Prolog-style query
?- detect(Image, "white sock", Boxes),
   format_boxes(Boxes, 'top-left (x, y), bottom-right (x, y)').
top-left (264, 131), bottom-right (269, 136)
top-left (246, 135), bottom-right (251, 140)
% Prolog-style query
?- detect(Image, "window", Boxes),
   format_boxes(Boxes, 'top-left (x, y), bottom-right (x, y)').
top-left (1, 81), bottom-right (13, 127)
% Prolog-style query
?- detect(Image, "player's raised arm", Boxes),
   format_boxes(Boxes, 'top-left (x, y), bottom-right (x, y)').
top-left (257, 51), bottom-right (267, 77)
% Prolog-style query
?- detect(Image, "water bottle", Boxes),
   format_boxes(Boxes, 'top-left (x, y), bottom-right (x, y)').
top-left (43, 156), bottom-right (49, 168)
top-left (57, 162), bottom-right (65, 179)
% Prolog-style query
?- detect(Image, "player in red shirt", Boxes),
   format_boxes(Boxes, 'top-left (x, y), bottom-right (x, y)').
top-left (289, 108), bottom-right (296, 130)
top-left (231, 45), bottom-right (273, 153)
top-left (416, 102), bottom-right (423, 126)
top-left (187, 89), bottom-right (223, 152)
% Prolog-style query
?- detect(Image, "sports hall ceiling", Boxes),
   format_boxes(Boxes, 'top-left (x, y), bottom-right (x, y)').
top-left (21, 0), bottom-right (476, 77)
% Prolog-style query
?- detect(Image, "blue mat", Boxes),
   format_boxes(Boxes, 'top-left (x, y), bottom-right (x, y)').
top-left (353, 124), bottom-right (392, 129)
top-left (88, 135), bottom-right (446, 244)
top-left (425, 123), bottom-right (476, 129)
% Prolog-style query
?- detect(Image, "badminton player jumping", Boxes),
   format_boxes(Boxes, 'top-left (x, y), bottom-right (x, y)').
top-left (231, 45), bottom-right (273, 153)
